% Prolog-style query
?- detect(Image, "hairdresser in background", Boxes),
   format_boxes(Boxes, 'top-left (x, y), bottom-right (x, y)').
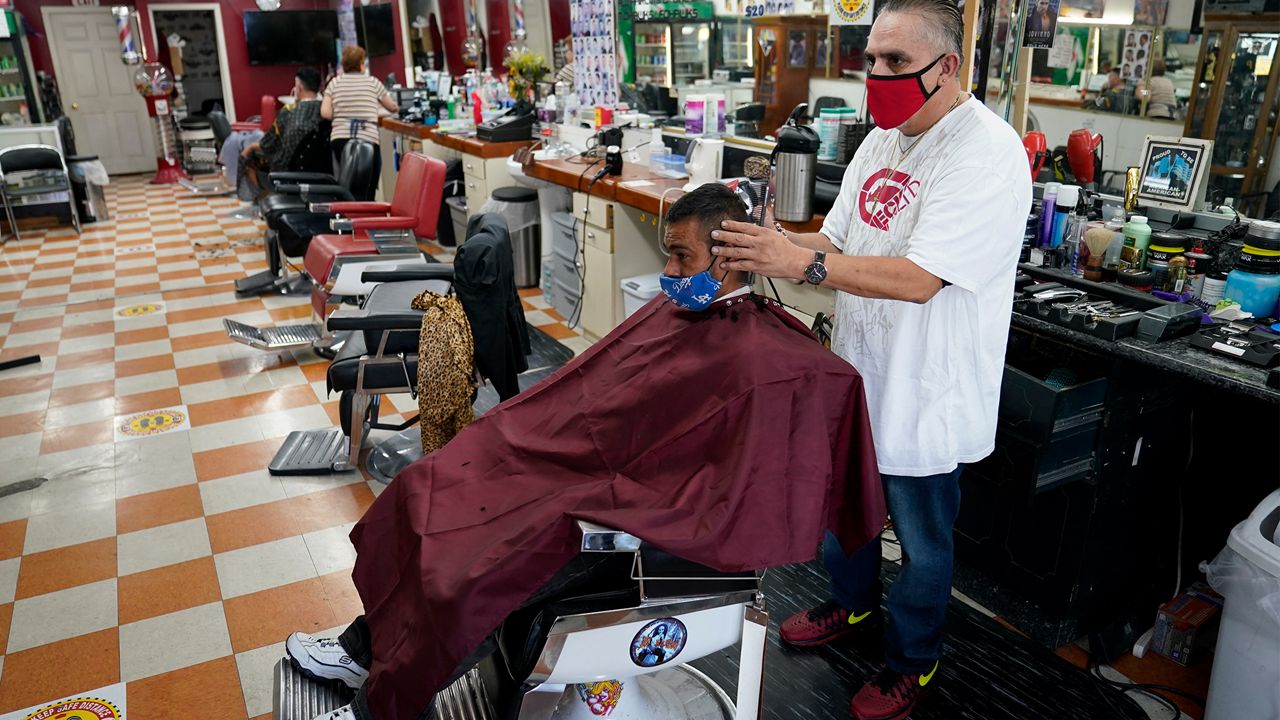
top-left (322, 45), bottom-right (398, 200)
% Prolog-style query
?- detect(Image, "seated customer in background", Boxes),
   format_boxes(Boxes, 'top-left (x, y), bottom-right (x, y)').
top-left (240, 67), bottom-right (324, 196)
top-left (286, 184), bottom-right (886, 720)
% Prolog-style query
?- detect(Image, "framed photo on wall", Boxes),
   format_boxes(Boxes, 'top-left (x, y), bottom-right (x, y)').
top-left (814, 29), bottom-right (830, 73)
top-left (787, 30), bottom-right (809, 68)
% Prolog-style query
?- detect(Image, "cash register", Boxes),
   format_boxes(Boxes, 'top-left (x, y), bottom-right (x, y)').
top-left (476, 106), bottom-right (536, 142)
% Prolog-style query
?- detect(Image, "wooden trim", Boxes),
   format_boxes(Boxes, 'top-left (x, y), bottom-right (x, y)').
top-left (959, 0), bottom-right (981, 95)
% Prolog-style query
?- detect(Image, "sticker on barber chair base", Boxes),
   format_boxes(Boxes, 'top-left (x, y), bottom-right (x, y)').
top-left (0, 682), bottom-right (127, 720)
top-left (114, 406), bottom-right (190, 442)
top-left (629, 618), bottom-right (687, 668)
top-left (577, 680), bottom-right (624, 716)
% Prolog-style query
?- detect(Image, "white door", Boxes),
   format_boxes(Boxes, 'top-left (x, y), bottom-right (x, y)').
top-left (44, 8), bottom-right (155, 175)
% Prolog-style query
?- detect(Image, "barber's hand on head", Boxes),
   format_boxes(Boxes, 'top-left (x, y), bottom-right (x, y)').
top-left (710, 219), bottom-right (810, 281)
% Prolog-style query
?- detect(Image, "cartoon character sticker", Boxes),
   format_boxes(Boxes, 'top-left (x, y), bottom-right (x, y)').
top-left (576, 679), bottom-right (624, 716)
top-left (629, 617), bottom-right (688, 668)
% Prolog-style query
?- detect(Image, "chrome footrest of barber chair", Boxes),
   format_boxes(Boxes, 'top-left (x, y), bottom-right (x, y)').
top-left (224, 319), bottom-right (323, 351)
top-left (235, 271), bottom-right (313, 298)
top-left (178, 176), bottom-right (234, 197)
top-left (434, 667), bottom-right (497, 720)
top-left (269, 428), bottom-right (353, 475)
top-left (224, 203), bottom-right (258, 220)
top-left (272, 657), bottom-right (354, 720)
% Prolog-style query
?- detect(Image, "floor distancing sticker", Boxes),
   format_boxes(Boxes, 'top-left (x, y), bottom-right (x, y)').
top-left (114, 405), bottom-right (190, 442)
top-left (0, 682), bottom-right (127, 720)
top-left (114, 302), bottom-right (166, 319)
top-left (114, 243), bottom-right (155, 256)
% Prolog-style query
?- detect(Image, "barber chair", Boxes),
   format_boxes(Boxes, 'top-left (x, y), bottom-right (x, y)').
top-left (734, 104), bottom-right (766, 139)
top-left (234, 213), bottom-right (564, 477)
top-left (273, 521), bottom-right (768, 720)
top-left (225, 153), bottom-right (445, 355)
top-left (224, 95), bottom-right (280, 219)
top-left (178, 110), bottom-right (236, 197)
top-left (234, 139), bottom-right (379, 297)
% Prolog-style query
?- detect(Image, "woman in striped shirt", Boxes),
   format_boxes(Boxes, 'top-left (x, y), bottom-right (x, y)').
top-left (321, 45), bottom-right (397, 199)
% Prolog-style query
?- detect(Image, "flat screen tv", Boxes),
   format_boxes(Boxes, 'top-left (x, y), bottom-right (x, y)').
top-left (355, 4), bottom-right (396, 57)
top-left (244, 10), bottom-right (339, 65)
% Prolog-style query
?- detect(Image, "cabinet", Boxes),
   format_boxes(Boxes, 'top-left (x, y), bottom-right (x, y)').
top-left (635, 24), bottom-right (673, 86)
top-left (577, 199), bottom-right (668, 339)
top-left (752, 16), bottom-right (827, 137)
top-left (460, 153), bottom-right (517, 219)
top-left (1183, 21), bottom-right (1280, 215)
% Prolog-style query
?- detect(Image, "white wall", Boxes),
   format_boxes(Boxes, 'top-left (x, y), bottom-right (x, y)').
top-left (809, 78), bottom-right (866, 117)
top-left (1030, 103), bottom-right (1181, 172)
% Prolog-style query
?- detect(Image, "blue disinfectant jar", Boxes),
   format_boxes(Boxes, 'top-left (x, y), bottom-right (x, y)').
top-left (1223, 220), bottom-right (1280, 318)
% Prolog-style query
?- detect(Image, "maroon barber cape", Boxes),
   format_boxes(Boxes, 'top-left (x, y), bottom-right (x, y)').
top-left (350, 293), bottom-right (886, 719)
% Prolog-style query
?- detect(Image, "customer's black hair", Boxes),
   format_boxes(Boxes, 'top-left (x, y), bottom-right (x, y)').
top-left (664, 183), bottom-right (749, 248)
top-left (295, 67), bottom-right (322, 93)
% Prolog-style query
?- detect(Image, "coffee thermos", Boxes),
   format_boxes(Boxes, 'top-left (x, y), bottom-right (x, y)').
top-left (772, 104), bottom-right (822, 223)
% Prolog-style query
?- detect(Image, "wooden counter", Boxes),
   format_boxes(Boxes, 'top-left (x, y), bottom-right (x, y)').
top-left (526, 157), bottom-right (826, 233)
top-left (431, 132), bottom-right (534, 159)
top-left (379, 116), bottom-right (435, 139)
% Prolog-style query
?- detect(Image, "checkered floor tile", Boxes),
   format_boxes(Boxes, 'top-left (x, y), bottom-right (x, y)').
top-left (0, 174), bottom-right (587, 717)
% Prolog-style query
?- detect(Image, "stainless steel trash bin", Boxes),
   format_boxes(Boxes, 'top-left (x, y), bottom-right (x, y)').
top-left (487, 187), bottom-right (541, 288)
top-left (447, 196), bottom-right (468, 249)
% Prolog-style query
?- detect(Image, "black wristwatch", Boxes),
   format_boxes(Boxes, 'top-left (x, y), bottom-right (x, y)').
top-left (804, 250), bottom-right (828, 285)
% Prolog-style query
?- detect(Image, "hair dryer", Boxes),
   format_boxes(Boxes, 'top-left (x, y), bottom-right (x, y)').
top-left (1067, 129), bottom-right (1103, 188)
top-left (1023, 131), bottom-right (1048, 178)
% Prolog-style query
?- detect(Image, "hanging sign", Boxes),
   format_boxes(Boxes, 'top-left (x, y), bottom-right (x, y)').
top-left (831, 0), bottom-right (875, 25)
top-left (743, 0), bottom-right (796, 18)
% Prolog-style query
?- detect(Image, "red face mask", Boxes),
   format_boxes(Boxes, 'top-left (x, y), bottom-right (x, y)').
top-left (866, 55), bottom-right (946, 130)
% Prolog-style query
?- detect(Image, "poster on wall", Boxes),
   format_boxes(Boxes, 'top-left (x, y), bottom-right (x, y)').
top-left (830, 0), bottom-right (875, 25)
top-left (1059, 0), bottom-right (1106, 17)
top-left (1133, 0), bottom-right (1169, 24)
top-left (1021, 0), bottom-right (1061, 49)
top-left (570, 0), bottom-right (619, 107)
top-left (1121, 29), bottom-right (1153, 80)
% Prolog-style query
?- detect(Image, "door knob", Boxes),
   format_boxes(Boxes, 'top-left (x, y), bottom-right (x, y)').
top-left (71, 102), bottom-right (79, 110)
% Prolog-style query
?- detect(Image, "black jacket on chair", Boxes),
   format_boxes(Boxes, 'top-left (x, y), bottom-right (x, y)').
top-left (454, 214), bottom-right (531, 400)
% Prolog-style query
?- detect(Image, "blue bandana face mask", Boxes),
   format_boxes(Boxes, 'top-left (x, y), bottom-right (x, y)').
top-left (660, 258), bottom-right (724, 311)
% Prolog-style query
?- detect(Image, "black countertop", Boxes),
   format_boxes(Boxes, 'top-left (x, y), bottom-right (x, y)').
top-left (1010, 312), bottom-right (1278, 403)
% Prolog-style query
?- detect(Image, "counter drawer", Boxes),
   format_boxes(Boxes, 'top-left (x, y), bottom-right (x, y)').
top-left (462, 157), bottom-right (486, 179)
top-left (550, 211), bottom-right (579, 259)
top-left (572, 192), bottom-right (613, 232)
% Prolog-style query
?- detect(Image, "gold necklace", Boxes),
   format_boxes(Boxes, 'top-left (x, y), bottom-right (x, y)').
top-left (870, 93), bottom-right (968, 221)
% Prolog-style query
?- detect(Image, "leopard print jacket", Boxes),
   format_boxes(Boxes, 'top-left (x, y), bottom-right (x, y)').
top-left (411, 290), bottom-right (475, 454)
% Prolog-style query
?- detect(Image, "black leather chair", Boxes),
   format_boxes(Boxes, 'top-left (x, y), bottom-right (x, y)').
top-left (235, 139), bottom-right (379, 295)
top-left (813, 95), bottom-right (847, 115)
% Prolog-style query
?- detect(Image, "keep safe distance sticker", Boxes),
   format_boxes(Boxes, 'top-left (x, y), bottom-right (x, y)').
top-left (0, 683), bottom-right (127, 720)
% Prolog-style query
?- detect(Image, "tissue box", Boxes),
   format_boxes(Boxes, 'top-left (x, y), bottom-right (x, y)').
top-left (1150, 582), bottom-right (1222, 666)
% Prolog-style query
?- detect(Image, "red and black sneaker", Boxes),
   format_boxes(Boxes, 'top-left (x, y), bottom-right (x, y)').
top-left (779, 600), bottom-right (883, 648)
top-left (849, 662), bottom-right (939, 720)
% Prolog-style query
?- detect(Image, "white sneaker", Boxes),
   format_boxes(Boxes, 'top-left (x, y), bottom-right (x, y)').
top-left (312, 705), bottom-right (357, 720)
top-left (286, 632), bottom-right (369, 689)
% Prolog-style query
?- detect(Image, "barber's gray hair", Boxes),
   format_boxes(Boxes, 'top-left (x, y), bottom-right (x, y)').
top-left (878, 0), bottom-right (965, 64)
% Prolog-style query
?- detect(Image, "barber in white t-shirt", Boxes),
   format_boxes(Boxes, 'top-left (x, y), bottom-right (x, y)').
top-left (710, 1), bottom-right (1031, 717)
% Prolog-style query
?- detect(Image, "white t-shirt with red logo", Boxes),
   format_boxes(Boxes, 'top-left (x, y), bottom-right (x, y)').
top-left (820, 97), bottom-right (1032, 476)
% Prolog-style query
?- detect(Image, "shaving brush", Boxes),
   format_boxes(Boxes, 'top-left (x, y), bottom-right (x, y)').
top-left (1083, 226), bottom-right (1112, 281)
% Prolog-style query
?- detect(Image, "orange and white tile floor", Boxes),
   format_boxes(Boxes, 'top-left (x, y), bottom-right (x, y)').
top-left (0, 175), bottom-right (587, 717)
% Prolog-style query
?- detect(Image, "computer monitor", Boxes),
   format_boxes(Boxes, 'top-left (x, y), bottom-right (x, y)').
top-left (1134, 135), bottom-right (1214, 214)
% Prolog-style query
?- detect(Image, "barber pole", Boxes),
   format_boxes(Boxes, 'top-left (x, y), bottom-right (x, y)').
top-left (111, 6), bottom-right (141, 65)
top-left (513, 0), bottom-right (525, 33)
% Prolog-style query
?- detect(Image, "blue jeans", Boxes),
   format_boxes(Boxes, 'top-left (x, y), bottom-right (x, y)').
top-left (823, 466), bottom-right (963, 674)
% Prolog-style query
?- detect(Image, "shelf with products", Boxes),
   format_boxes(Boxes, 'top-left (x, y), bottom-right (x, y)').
top-left (1184, 22), bottom-right (1279, 216)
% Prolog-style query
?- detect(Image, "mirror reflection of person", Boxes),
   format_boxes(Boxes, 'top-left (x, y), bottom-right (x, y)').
top-left (1139, 59), bottom-right (1177, 119)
